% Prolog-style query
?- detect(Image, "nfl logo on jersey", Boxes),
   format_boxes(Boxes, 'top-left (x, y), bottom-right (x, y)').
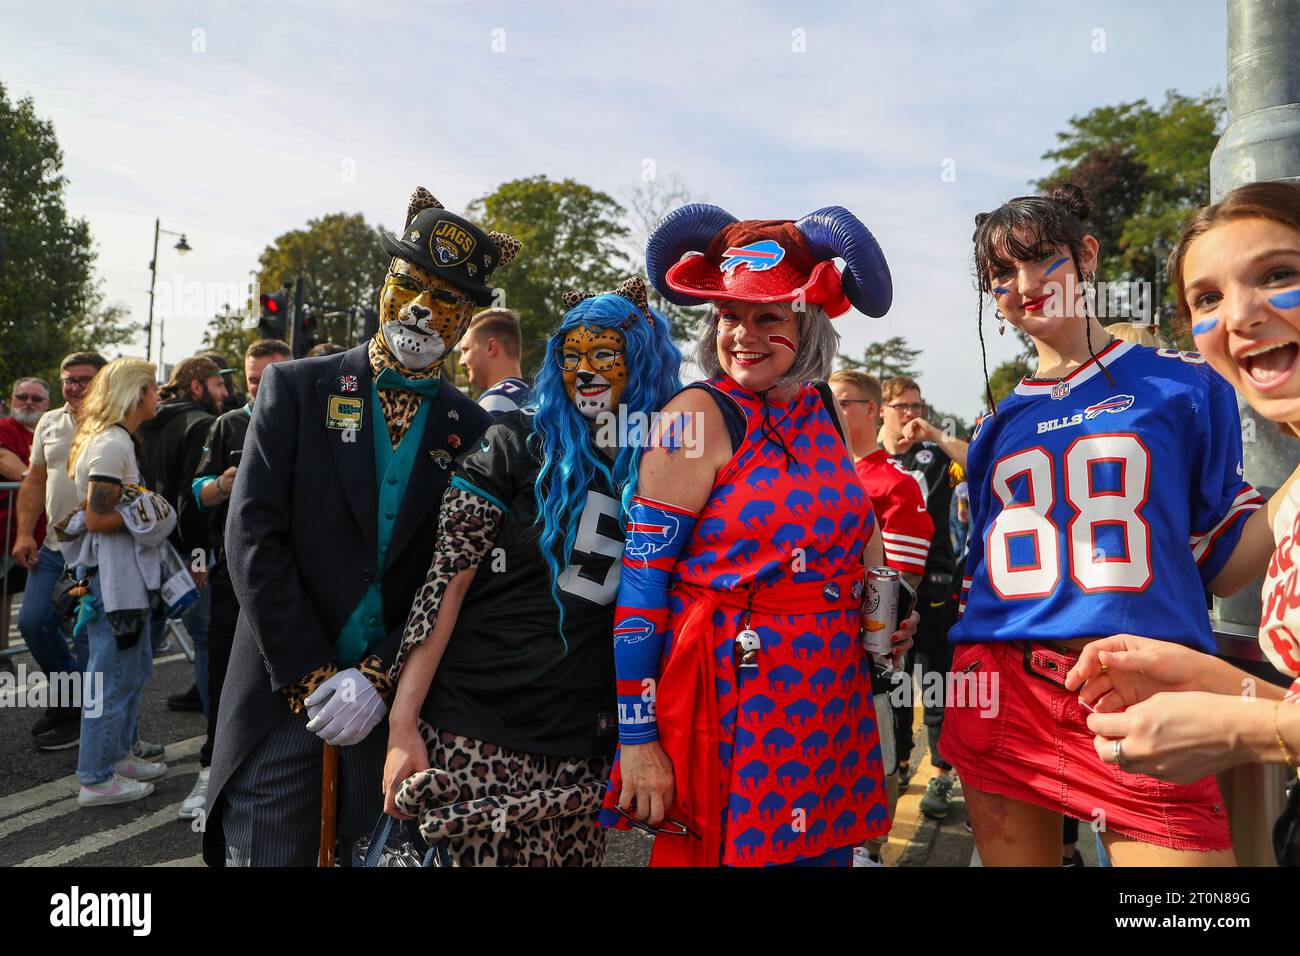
top-left (1051, 381), bottom-right (1070, 400)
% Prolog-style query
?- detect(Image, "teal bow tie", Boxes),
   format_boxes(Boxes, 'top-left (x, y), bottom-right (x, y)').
top-left (375, 367), bottom-right (441, 398)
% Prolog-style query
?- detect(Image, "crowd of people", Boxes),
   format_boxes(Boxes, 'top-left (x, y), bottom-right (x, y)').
top-left (3, 177), bottom-right (1299, 868)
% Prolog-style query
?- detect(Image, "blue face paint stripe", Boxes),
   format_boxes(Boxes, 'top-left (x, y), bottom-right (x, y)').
top-left (1044, 256), bottom-right (1069, 277)
top-left (1269, 288), bottom-right (1300, 310)
top-left (991, 287), bottom-right (1009, 296)
top-left (1191, 317), bottom-right (1219, 337)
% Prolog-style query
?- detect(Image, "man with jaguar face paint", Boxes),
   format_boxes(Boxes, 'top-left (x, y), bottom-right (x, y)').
top-left (381, 277), bottom-right (682, 866)
top-left (203, 187), bottom-right (519, 867)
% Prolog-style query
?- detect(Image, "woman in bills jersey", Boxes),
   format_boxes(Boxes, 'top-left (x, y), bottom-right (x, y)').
top-left (1065, 182), bottom-right (1300, 797)
top-left (945, 183), bottom-right (1277, 865)
top-left (380, 278), bottom-right (682, 866)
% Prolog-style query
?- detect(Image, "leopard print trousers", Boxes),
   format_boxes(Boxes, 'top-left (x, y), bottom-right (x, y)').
top-left (396, 723), bottom-right (611, 867)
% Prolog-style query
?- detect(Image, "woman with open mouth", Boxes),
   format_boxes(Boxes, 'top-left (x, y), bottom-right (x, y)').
top-left (945, 182), bottom-right (1279, 866)
top-left (599, 203), bottom-right (919, 867)
top-left (1065, 182), bottom-right (1300, 858)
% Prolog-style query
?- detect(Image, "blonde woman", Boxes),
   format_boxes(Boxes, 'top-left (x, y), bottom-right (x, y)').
top-left (65, 358), bottom-right (166, 806)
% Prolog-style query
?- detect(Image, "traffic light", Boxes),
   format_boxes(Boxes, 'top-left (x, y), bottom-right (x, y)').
top-left (294, 306), bottom-right (321, 359)
top-left (258, 290), bottom-right (288, 341)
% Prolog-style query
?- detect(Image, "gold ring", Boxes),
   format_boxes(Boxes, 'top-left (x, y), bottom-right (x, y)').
top-left (1099, 663), bottom-right (1108, 674)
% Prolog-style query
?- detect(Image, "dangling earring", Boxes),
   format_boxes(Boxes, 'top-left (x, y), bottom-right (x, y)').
top-left (996, 309), bottom-right (1006, 335)
top-left (1081, 270), bottom-right (1097, 318)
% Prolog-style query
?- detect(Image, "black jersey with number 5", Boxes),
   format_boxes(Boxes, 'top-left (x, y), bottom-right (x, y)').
top-left (423, 410), bottom-right (623, 757)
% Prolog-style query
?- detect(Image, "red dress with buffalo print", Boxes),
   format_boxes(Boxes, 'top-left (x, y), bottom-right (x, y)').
top-left (669, 376), bottom-right (889, 865)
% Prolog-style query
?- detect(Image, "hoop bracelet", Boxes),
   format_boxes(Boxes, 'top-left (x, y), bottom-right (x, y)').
top-left (1275, 700), bottom-right (1297, 769)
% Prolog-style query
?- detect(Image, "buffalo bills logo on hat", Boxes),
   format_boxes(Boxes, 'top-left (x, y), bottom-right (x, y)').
top-left (720, 239), bottom-right (785, 273)
top-left (613, 616), bottom-right (655, 645)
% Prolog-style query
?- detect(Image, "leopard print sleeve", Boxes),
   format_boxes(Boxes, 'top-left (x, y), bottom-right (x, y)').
top-left (388, 482), bottom-right (505, 681)
top-left (283, 662), bottom-right (340, 715)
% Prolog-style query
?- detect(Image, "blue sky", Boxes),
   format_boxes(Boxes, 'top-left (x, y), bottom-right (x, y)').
top-left (1, 0), bottom-right (1229, 415)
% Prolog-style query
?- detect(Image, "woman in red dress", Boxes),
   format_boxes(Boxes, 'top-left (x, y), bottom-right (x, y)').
top-left (600, 205), bottom-right (917, 866)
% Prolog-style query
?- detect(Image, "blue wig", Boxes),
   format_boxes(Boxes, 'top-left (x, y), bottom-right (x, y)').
top-left (530, 290), bottom-right (683, 651)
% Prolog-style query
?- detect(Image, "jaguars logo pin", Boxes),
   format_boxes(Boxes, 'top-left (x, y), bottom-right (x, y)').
top-left (430, 449), bottom-right (452, 470)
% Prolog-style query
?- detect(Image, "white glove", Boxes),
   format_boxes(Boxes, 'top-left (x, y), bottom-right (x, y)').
top-left (304, 668), bottom-right (387, 746)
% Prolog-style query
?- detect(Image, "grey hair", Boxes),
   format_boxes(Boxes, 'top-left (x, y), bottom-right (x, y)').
top-left (694, 304), bottom-right (840, 386)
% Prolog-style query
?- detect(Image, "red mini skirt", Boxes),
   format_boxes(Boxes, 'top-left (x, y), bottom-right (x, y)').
top-left (939, 640), bottom-right (1232, 853)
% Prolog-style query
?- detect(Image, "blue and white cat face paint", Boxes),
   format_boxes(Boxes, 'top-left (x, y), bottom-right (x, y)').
top-left (1182, 216), bottom-right (1300, 427)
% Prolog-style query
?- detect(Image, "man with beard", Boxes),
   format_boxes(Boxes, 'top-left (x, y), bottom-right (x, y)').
top-left (1, 377), bottom-right (52, 673)
top-left (138, 355), bottom-right (229, 723)
top-left (203, 187), bottom-right (519, 866)
top-left (176, 338), bottom-right (292, 820)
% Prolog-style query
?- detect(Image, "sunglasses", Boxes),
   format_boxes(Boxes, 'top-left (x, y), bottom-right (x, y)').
top-left (613, 804), bottom-right (699, 838)
top-left (385, 271), bottom-right (470, 309)
top-left (13, 393), bottom-right (47, 403)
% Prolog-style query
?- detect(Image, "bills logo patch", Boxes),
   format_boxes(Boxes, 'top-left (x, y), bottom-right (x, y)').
top-left (613, 616), bottom-right (655, 646)
top-left (720, 239), bottom-right (785, 273)
top-left (624, 510), bottom-right (687, 562)
top-left (1084, 394), bottom-right (1135, 420)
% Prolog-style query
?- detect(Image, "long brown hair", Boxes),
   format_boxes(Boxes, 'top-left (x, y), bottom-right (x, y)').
top-left (1168, 181), bottom-right (1300, 325)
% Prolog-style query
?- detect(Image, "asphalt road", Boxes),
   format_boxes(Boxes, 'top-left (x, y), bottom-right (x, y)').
top-left (0, 619), bottom-right (653, 867)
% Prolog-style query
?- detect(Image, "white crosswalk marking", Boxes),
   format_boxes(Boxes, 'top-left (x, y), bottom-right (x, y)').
top-left (0, 735), bottom-right (204, 825)
top-left (18, 803), bottom-right (187, 866)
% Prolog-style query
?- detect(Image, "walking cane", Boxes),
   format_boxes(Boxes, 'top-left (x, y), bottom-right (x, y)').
top-left (320, 742), bottom-right (339, 867)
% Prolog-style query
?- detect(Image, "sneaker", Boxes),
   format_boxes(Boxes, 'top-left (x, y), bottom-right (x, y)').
top-left (179, 767), bottom-right (210, 820)
top-left (133, 738), bottom-right (166, 760)
top-left (897, 760), bottom-right (916, 790)
top-left (35, 716), bottom-right (81, 752)
top-left (113, 753), bottom-right (166, 781)
top-left (79, 774), bottom-right (155, 807)
top-left (166, 684), bottom-right (202, 712)
top-left (852, 846), bottom-right (883, 867)
top-left (919, 775), bottom-right (954, 820)
top-left (31, 707), bottom-right (62, 737)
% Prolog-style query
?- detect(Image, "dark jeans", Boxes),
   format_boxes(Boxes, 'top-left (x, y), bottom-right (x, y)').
top-left (200, 570), bottom-right (239, 769)
top-left (893, 580), bottom-right (955, 771)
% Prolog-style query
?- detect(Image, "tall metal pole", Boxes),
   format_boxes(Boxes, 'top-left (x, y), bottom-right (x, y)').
top-left (1208, 0), bottom-right (1300, 869)
top-left (146, 217), bottom-right (160, 363)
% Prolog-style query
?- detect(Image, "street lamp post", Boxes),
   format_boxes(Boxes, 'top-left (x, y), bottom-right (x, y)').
top-left (145, 218), bottom-right (192, 365)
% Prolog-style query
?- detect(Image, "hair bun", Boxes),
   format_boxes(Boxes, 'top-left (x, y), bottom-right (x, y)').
top-left (974, 211), bottom-right (990, 228)
top-left (1048, 182), bottom-right (1091, 222)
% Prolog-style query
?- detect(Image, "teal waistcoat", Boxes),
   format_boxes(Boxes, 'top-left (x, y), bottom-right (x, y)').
top-left (333, 381), bottom-right (434, 665)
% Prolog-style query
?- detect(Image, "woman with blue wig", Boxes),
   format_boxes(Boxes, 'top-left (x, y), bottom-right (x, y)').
top-left (381, 275), bottom-right (682, 866)
top-left (599, 205), bottom-right (919, 866)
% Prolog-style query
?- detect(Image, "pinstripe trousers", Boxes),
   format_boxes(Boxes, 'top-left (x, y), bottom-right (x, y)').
top-left (218, 708), bottom-right (388, 866)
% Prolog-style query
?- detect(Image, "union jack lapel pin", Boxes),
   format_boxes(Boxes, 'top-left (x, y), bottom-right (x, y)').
top-left (340, 374), bottom-right (359, 393)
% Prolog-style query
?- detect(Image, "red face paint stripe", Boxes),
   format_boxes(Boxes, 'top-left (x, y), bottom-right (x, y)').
top-left (768, 334), bottom-right (796, 352)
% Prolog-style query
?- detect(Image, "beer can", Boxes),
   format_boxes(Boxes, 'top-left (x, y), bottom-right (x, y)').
top-left (863, 567), bottom-right (900, 656)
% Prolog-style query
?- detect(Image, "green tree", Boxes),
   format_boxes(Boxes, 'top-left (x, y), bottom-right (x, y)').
top-left (202, 306), bottom-right (259, 388)
top-left (256, 212), bottom-right (387, 347)
top-left (837, 336), bottom-right (922, 380)
top-left (467, 176), bottom-right (631, 371)
top-left (621, 173), bottom-right (710, 343)
top-left (0, 83), bottom-right (133, 394)
top-left (986, 357), bottom-right (1033, 408)
top-left (1037, 90), bottom-right (1223, 345)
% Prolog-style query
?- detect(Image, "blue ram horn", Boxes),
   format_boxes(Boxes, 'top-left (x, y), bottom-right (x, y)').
top-left (644, 203), bottom-right (739, 306)
top-left (795, 206), bottom-right (892, 317)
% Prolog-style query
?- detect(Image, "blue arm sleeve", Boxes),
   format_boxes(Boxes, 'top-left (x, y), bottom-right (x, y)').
top-left (613, 495), bottom-right (698, 744)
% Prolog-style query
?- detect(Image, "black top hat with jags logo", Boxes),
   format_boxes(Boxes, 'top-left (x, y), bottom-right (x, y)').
top-left (379, 186), bottom-right (522, 307)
